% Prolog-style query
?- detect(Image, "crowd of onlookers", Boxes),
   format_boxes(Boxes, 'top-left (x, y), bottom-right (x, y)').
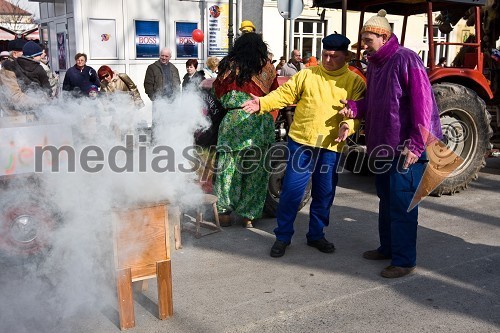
top-left (0, 34), bottom-right (321, 122)
top-left (0, 37), bottom-right (222, 120)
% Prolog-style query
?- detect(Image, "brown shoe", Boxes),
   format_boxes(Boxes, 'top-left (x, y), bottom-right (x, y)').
top-left (363, 250), bottom-right (391, 260)
top-left (218, 214), bottom-right (232, 227)
top-left (381, 265), bottom-right (415, 278)
top-left (242, 218), bottom-right (254, 228)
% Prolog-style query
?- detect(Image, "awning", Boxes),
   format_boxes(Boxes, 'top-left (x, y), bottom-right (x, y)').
top-left (0, 29), bottom-right (15, 40)
top-left (23, 29), bottom-right (39, 40)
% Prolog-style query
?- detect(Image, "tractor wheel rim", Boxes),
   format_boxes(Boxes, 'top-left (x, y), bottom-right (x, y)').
top-left (10, 215), bottom-right (38, 243)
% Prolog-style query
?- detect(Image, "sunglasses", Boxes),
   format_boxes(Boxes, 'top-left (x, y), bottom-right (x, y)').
top-left (99, 73), bottom-right (110, 81)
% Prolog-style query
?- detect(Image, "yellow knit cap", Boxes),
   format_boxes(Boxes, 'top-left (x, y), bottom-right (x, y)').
top-left (361, 9), bottom-right (392, 37)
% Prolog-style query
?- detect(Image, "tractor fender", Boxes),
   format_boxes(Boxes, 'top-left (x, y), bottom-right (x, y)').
top-left (429, 68), bottom-right (493, 101)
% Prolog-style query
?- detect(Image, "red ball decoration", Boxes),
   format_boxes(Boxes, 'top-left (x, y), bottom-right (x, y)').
top-left (192, 29), bottom-right (204, 43)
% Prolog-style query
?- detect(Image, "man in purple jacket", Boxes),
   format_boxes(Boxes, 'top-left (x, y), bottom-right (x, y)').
top-left (341, 9), bottom-right (442, 278)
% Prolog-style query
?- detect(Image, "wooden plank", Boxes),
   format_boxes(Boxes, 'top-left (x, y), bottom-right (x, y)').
top-left (163, 205), bottom-right (170, 259)
top-left (116, 268), bottom-right (135, 330)
top-left (195, 211), bottom-right (203, 238)
top-left (113, 204), bottom-right (168, 280)
top-left (169, 205), bottom-right (182, 250)
top-left (174, 224), bottom-right (182, 250)
top-left (156, 260), bottom-right (173, 319)
top-left (132, 279), bottom-right (148, 293)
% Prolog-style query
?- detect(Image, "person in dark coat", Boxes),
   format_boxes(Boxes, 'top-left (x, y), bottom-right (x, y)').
top-left (181, 58), bottom-right (205, 92)
top-left (7, 38), bottom-right (26, 59)
top-left (143, 47), bottom-right (182, 144)
top-left (2, 41), bottom-right (51, 97)
top-left (0, 41), bottom-right (51, 117)
top-left (143, 47), bottom-right (181, 101)
top-left (62, 52), bottom-right (100, 96)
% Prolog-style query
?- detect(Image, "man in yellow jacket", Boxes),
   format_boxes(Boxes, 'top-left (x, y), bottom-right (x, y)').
top-left (242, 33), bottom-right (366, 257)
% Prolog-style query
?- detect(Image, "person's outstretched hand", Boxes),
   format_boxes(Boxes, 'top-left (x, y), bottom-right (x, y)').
top-left (338, 99), bottom-right (354, 118)
top-left (335, 123), bottom-right (350, 142)
top-left (241, 94), bottom-right (260, 114)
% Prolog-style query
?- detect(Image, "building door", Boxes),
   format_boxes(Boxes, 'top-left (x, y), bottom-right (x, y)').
top-left (56, 23), bottom-right (68, 72)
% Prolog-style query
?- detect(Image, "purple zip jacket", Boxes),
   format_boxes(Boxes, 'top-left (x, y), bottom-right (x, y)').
top-left (348, 34), bottom-right (442, 157)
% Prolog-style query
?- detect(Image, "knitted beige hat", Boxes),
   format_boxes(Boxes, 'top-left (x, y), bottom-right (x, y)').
top-left (361, 9), bottom-right (392, 37)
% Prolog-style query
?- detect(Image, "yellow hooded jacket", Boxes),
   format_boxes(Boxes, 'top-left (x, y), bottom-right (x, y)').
top-left (259, 63), bottom-right (365, 151)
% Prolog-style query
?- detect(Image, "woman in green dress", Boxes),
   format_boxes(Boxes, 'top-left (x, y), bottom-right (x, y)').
top-left (213, 32), bottom-right (278, 228)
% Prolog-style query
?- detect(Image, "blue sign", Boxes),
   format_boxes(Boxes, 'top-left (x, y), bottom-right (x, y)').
top-left (135, 20), bottom-right (160, 58)
top-left (176, 22), bottom-right (198, 58)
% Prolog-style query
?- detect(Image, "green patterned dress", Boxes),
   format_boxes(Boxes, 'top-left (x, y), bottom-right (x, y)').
top-left (213, 63), bottom-right (277, 220)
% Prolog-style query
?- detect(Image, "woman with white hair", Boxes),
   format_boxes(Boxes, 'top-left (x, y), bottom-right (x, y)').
top-left (203, 56), bottom-right (219, 79)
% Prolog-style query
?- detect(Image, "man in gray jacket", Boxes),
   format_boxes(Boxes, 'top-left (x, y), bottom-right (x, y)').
top-left (279, 49), bottom-right (305, 76)
top-left (143, 47), bottom-right (181, 101)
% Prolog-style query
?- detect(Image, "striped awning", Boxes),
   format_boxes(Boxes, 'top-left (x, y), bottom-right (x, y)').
top-left (0, 28), bottom-right (14, 40)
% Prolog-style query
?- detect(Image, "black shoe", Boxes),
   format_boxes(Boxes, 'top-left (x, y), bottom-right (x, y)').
top-left (362, 249), bottom-right (391, 260)
top-left (307, 238), bottom-right (335, 253)
top-left (270, 240), bottom-right (290, 258)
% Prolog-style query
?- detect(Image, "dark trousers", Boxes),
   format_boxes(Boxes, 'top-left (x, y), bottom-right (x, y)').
top-left (274, 138), bottom-right (340, 243)
top-left (375, 154), bottom-right (427, 267)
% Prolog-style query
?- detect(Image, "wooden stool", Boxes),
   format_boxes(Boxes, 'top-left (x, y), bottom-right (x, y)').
top-left (182, 194), bottom-right (221, 238)
top-left (112, 201), bottom-right (173, 330)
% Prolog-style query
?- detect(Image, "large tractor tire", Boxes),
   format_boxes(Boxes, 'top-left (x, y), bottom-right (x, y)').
top-left (431, 83), bottom-right (493, 195)
top-left (263, 142), bottom-right (312, 217)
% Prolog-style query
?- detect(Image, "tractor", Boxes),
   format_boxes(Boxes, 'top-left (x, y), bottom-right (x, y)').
top-left (314, 0), bottom-right (500, 195)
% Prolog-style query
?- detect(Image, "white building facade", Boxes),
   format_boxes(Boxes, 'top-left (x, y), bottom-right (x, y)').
top-left (32, 0), bottom-right (466, 108)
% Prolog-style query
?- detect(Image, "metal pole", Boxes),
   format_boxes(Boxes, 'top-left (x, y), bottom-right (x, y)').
top-left (228, 0), bottom-right (234, 51)
top-left (427, 2), bottom-right (434, 68)
top-left (283, 19), bottom-right (288, 58)
top-left (288, 0), bottom-right (294, 55)
top-left (342, 0), bottom-right (347, 35)
top-left (236, 0), bottom-right (242, 39)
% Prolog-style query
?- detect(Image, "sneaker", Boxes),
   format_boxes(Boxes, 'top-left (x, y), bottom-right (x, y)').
top-left (381, 265), bottom-right (416, 278)
top-left (242, 218), bottom-right (254, 228)
top-left (307, 238), bottom-right (335, 253)
top-left (270, 240), bottom-right (290, 258)
top-left (363, 249), bottom-right (391, 260)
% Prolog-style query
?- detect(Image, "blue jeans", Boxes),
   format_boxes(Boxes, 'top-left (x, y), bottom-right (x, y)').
top-left (375, 153), bottom-right (427, 267)
top-left (274, 138), bottom-right (340, 243)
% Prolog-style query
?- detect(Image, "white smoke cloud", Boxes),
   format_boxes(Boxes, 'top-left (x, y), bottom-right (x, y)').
top-left (0, 85), bottom-right (209, 332)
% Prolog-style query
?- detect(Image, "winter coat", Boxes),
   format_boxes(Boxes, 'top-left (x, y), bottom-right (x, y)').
top-left (279, 61), bottom-right (305, 76)
top-left (203, 67), bottom-right (217, 79)
top-left (0, 67), bottom-right (47, 117)
top-left (62, 64), bottom-right (100, 95)
top-left (40, 62), bottom-right (59, 97)
top-left (143, 60), bottom-right (181, 101)
top-left (182, 70), bottom-right (205, 92)
top-left (2, 57), bottom-right (51, 96)
top-left (259, 63), bottom-right (366, 151)
top-left (100, 71), bottom-right (145, 108)
top-left (347, 34), bottom-right (443, 157)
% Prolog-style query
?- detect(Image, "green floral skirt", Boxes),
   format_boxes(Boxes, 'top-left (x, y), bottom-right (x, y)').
top-left (213, 146), bottom-right (270, 220)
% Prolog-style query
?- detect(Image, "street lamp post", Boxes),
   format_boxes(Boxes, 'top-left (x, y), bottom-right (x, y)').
top-left (228, 0), bottom-right (234, 51)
